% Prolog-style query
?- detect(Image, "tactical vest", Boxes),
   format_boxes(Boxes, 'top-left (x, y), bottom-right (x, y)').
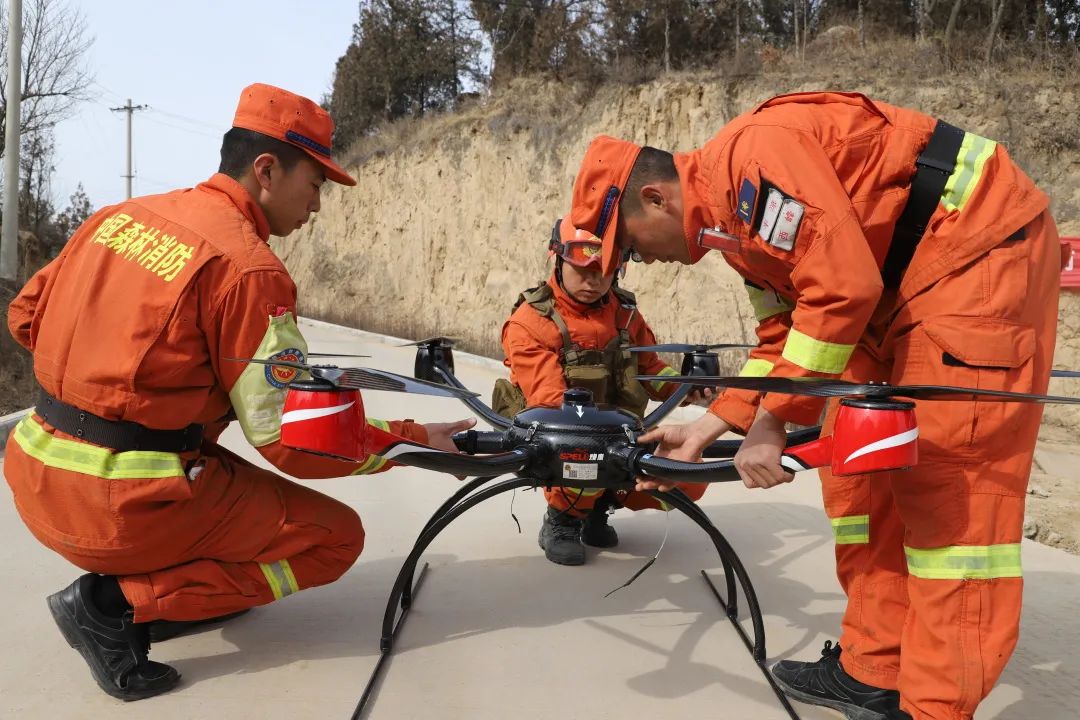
top-left (493, 282), bottom-right (650, 418)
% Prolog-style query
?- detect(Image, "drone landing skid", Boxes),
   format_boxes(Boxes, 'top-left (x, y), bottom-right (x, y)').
top-left (350, 477), bottom-right (803, 720)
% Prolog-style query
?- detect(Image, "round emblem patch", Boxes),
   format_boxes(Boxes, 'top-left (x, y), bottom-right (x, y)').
top-left (265, 348), bottom-right (305, 389)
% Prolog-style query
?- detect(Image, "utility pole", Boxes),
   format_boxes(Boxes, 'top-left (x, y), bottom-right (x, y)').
top-left (1, 0), bottom-right (23, 282)
top-left (110, 99), bottom-right (147, 199)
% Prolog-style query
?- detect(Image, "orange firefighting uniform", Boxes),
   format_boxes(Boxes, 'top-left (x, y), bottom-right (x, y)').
top-left (501, 274), bottom-right (706, 515)
top-left (5, 173), bottom-right (428, 623)
top-left (677, 92), bottom-right (1058, 720)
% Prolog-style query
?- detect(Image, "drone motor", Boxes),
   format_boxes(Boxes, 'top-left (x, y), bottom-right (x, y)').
top-left (280, 379), bottom-right (368, 461)
top-left (414, 339), bottom-right (456, 384)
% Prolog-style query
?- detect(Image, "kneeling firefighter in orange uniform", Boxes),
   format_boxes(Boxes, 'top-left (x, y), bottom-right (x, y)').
top-left (560, 92), bottom-right (1062, 720)
top-left (494, 226), bottom-right (712, 565)
top-left (3, 84), bottom-right (474, 701)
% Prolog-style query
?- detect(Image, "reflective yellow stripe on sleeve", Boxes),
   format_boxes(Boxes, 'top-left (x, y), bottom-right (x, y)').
top-left (941, 132), bottom-right (997, 213)
top-left (11, 415), bottom-right (185, 480)
top-left (905, 543), bottom-right (1021, 580)
top-left (745, 284), bottom-right (795, 322)
top-left (831, 515), bottom-right (870, 545)
top-left (782, 329), bottom-right (854, 374)
top-left (650, 366), bottom-right (680, 392)
top-left (259, 559), bottom-right (300, 600)
top-left (739, 359), bottom-right (775, 377)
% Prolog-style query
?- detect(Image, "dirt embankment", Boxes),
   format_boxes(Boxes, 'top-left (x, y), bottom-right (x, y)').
top-left (277, 60), bottom-right (1080, 429)
top-left (274, 50), bottom-right (1080, 553)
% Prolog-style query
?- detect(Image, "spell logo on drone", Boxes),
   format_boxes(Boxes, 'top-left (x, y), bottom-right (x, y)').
top-left (265, 348), bottom-right (305, 389)
top-left (560, 450), bottom-right (603, 462)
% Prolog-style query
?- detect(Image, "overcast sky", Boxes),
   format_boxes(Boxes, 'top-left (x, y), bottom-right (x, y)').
top-left (51, 1), bottom-right (358, 211)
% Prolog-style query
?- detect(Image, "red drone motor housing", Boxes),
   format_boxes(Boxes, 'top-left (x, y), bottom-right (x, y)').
top-left (783, 398), bottom-right (919, 476)
top-left (281, 381), bottom-right (369, 461)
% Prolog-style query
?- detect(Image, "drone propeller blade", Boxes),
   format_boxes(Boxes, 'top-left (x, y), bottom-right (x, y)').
top-left (227, 358), bottom-right (478, 399)
top-left (306, 352), bottom-right (371, 359)
top-left (229, 357), bottom-right (315, 372)
top-left (635, 375), bottom-right (1080, 405)
top-left (1051, 369), bottom-right (1080, 378)
top-left (330, 367), bottom-right (479, 399)
top-left (398, 336), bottom-right (459, 347)
top-left (629, 343), bottom-right (754, 354)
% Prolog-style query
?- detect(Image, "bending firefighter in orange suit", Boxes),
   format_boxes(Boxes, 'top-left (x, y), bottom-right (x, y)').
top-left (494, 226), bottom-right (710, 565)
top-left (560, 92), bottom-right (1061, 720)
top-left (3, 84), bottom-right (473, 701)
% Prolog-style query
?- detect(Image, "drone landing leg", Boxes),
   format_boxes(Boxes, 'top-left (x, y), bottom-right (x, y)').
top-left (354, 477), bottom-right (534, 720)
top-left (649, 490), bottom-right (802, 720)
top-left (381, 477), bottom-right (538, 650)
top-left (401, 476), bottom-right (498, 609)
top-left (352, 562), bottom-right (429, 720)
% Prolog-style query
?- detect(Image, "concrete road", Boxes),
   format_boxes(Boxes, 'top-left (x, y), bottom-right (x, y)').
top-left (2, 318), bottom-right (1077, 719)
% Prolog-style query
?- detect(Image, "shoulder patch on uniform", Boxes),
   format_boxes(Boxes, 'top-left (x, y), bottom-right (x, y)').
top-left (736, 178), bottom-right (757, 224)
top-left (265, 347), bottom-right (305, 389)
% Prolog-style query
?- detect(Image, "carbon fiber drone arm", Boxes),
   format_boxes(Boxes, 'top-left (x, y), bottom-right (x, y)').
top-left (701, 426), bottom-right (823, 458)
top-left (608, 432), bottom-right (833, 484)
top-left (435, 364), bottom-right (513, 430)
top-left (640, 382), bottom-right (695, 429)
top-left (365, 424), bottom-right (529, 477)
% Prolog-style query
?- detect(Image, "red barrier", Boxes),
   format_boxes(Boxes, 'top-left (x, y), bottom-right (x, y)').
top-left (1063, 237), bottom-right (1080, 288)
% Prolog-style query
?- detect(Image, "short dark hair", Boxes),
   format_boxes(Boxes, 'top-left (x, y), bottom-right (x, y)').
top-left (620, 146), bottom-right (677, 216)
top-left (218, 127), bottom-right (309, 179)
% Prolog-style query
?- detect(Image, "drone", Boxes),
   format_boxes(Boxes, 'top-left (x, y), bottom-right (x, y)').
top-left (239, 340), bottom-right (1080, 720)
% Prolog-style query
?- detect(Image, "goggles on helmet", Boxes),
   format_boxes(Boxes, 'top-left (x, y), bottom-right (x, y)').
top-left (549, 221), bottom-right (604, 270)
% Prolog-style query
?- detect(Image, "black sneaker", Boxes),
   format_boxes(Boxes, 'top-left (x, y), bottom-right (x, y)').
top-left (47, 574), bottom-right (180, 701)
top-left (148, 609), bottom-right (252, 643)
top-left (771, 641), bottom-right (901, 720)
top-left (538, 507), bottom-right (585, 565)
top-left (581, 506), bottom-right (618, 548)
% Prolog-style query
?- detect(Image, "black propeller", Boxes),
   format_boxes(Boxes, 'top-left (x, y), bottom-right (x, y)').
top-left (227, 357), bottom-right (478, 399)
top-left (306, 352), bottom-right (371, 359)
top-left (635, 374), bottom-right (1080, 405)
top-left (398, 336), bottom-right (459, 347)
top-left (629, 343), bottom-right (754, 354)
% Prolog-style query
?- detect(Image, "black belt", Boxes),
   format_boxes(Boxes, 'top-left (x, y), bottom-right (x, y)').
top-left (881, 120), bottom-right (966, 289)
top-left (36, 389), bottom-right (204, 453)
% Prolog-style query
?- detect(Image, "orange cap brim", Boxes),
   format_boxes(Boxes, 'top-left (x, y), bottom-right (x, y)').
top-left (304, 150), bottom-right (356, 186)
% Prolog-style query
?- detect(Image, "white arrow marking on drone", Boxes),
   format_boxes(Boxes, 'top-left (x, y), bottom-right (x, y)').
top-left (576, 405), bottom-right (584, 418)
top-left (281, 401), bottom-right (355, 426)
top-left (844, 428), bottom-right (920, 464)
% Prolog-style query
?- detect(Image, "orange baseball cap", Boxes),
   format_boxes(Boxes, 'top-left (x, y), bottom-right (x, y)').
top-left (232, 83), bottom-right (357, 186)
top-left (559, 135), bottom-right (642, 276)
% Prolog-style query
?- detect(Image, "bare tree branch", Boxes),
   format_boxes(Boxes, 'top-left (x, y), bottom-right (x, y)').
top-left (0, 0), bottom-right (93, 158)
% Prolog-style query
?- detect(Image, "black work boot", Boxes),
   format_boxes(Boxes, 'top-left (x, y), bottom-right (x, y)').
top-left (581, 506), bottom-right (618, 548)
top-left (148, 609), bottom-right (251, 643)
top-left (538, 507), bottom-right (585, 565)
top-left (771, 641), bottom-right (902, 720)
top-left (47, 574), bottom-right (180, 701)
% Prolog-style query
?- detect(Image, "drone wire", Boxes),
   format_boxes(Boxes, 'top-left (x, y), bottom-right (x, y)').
top-left (549, 487), bottom-right (587, 523)
top-left (509, 488), bottom-right (522, 534)
top-left (604, 507), bottom-right (671, 599)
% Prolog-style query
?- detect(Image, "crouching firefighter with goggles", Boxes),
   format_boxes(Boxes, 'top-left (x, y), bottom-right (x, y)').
top-left (493, 222), bottom-right (712, 566)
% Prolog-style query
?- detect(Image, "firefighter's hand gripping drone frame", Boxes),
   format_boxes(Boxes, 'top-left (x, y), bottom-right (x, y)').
top-left (240, 339), bottom-right (1080, 720)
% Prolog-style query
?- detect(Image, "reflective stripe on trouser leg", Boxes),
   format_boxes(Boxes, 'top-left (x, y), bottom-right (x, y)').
top-left (259, 559), bottom-right (300, 600)
top-left (832, 514), bottom-right (870, 544)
